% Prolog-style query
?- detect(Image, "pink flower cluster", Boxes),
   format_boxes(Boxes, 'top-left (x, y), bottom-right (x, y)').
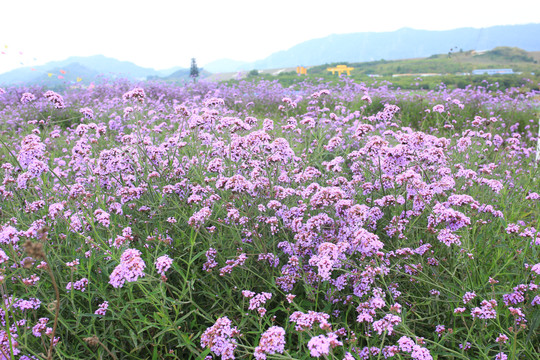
top-left (290, 311), bottom-right (331, 331)
top-left (471, 299), bottom-right (498, 319)
top-left (398, 336), bottom-right (433, 360)
top-left (122, 87), bottom-right (146, 102)
top-left (66, 278), bottom-right (89, 292)
top-left (155, 255), bottom-right (173, 275)
top-left (109, 248), bottom-right (146, 288)
top-left (43, 90), bottom-right (65, 108)
top-left (201, 317), bottom-right (240, 360)
top-left (20, 92), bottom-right (36, 104)
top-left (307, 332), bottom-right (342, 357)
top-left (254, 326), bottom-right (285, 360)
top-left (242, 290), bottom-right (272, 317)
top-left (94, 301), bottom-right (109, 316)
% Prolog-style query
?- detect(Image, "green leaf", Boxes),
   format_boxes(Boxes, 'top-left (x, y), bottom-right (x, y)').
top-left (526, 309), bottom-right (540, 344)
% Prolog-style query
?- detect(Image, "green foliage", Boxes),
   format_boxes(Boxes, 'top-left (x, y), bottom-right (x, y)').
top-left (478, 47), bottom-right (536, 63)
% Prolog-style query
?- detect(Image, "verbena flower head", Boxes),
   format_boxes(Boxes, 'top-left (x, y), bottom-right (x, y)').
top-left (20, 92), bottom-right (36, 104)
top-left (0, 248), bottom-right (9, 264)
top-left (109, 248), bottom-right (146, 288)
top-left (66, 278), bottom-right (88, 292)
top-left (254, 326), bottom-right (285, 360)
top-left (201, 317), bottom-right (240, 360)
top-left (79, 107), bottom-right (95, 119)
top-left (43, 90), bottom-right (65, 108)
top-left (307, 333), bottom-right (342, 357)
top-left (94, 301), bottom-right (109, 316)
top-left (462, 291), bottom-right (476, 304)
top-left (155, 255), bottom-right (173, 275)
top-left (433, 104), bottom-right (445, 113)
top-left (17, 134), bottom-right (47, 169)
top-left (122, 87), bottom-right (146, 102)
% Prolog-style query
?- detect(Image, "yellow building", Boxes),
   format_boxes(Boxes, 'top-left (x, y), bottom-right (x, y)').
top-left (296, 66), bottom-right (307, 75)
top-left (327, 65), bottom-right (354, 76)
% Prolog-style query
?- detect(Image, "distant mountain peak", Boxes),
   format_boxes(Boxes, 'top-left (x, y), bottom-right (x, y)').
top-left (213, 23), bottom-right (540, 72)
top-left (0, 55), bottom-right (187, 85)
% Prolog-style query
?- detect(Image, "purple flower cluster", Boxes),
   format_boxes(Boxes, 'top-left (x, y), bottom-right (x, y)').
top-left (254, 326), bottom-right (285, 360)
top-left (242, 290), bottom-right (272, 317)
top-left (66, 278), bottom-right (89, 292)
top-left (307, 332), bottom-right (342, 357)
top-left (109, 248), bottom-right (146, 288)
top-left (122, 87), bottom-right (146, 102)
top-left (155, 254), bottom-right (173, 276)
top-left (20, 92), bottom-right (36, 104)
top-left (43, 90), bottom-right (65, 108)
top-left (200, 317), bottom-right (240, 360)
top-left (79, 107), bottom-right (95, 119)
top-left (94, 301), bottom-right (109, 316)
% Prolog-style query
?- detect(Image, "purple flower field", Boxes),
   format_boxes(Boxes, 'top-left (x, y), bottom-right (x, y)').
top-left (0, 78), bottom-right (539, 359)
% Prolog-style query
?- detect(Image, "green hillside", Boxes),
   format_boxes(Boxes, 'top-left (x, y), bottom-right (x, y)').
top-left (306, 47), bottom-right (539, 76)
top-left (239, 47), bottom-right (540, 90)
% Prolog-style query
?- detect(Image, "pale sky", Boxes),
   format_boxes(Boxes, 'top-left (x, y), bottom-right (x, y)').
top-left (1, 0), bottom-right (539, 73)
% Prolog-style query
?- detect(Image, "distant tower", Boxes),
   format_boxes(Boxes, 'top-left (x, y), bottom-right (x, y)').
top-left (190, 58), bottom-right (199, 81)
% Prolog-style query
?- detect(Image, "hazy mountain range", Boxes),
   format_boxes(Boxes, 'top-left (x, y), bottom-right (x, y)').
top-left (205, 23), bottom-right (540, 72)
top-left (0, 55), bottom-right (187, 85)
top-left (1, 23), bottom-right (539, 85)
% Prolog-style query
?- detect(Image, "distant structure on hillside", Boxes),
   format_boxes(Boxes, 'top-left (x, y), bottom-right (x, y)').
top-left (392, 73), bottom-right (441, 77)
top-left (472, 69), bottom-right (514, 75)
top-left (296, 66), bottom-right (307, 75)
top-left (327, 65), bottom-right (354, 76)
